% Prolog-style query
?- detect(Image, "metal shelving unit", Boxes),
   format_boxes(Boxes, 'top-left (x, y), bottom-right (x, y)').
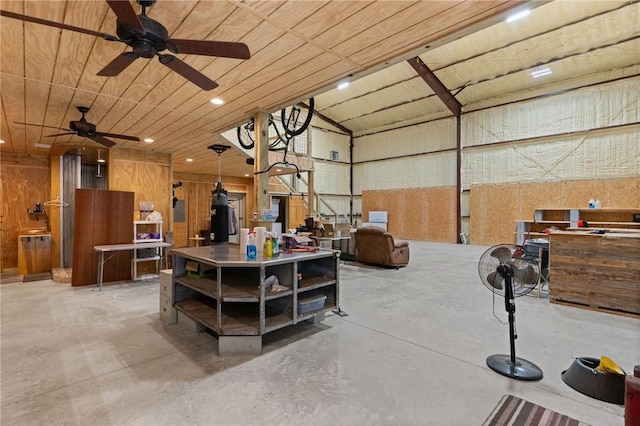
top-left (133, 220), bottom-right (163, 280)
top-left (169, 246), bottom-right (340, 355)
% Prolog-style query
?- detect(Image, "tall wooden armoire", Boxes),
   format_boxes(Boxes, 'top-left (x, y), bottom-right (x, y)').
top-left (72, 189), bottom-right (134, 286)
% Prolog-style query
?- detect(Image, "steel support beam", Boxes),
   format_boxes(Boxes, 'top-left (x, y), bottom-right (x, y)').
top-left (407, 56), bottom-right (461, 117)
top-left (408, 56), bottom-right (463, 242)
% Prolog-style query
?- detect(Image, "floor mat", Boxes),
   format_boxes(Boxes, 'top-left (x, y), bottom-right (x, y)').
top-left (483, 394), bottom-right (590, 426)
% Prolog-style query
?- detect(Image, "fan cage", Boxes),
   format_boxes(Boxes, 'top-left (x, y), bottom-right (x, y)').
top-left (478, 244), bottom-right (541, 297)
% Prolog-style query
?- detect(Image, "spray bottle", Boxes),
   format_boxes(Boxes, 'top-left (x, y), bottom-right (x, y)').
top-left (247, 232), bottom-right (257, 260)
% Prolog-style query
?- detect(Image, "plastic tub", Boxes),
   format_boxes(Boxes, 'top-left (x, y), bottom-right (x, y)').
top-left (298, 294), bottom-right (326, 314)
top-left (561, 357), bottom-right (625, 404)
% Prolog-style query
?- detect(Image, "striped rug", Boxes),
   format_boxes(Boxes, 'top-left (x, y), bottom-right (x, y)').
top-left (483, 394), bottom-right (590, 426)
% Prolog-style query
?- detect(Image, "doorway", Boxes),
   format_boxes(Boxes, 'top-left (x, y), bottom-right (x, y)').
top-left (271, 195), bottom-right (288, 235)
top-left (227, 193), bottom-right (245, 244)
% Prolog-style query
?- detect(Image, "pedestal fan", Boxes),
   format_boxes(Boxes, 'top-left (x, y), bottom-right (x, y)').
top-left (478, 244), bottom-right (543, 381)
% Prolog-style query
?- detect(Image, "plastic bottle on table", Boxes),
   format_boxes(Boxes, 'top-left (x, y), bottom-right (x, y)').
top-left (247, 232), bottom-right (257, 260)
top-left (272, 236), bottom-right (279, 256)
top-left (264, 232), bottom-right (273, 257)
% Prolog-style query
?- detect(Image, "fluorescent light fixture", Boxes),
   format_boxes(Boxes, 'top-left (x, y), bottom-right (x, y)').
top-left (186, 158), bottom-right (193, 162)
top-left (34, 143), bottom-right (51, 149)
top-left (506, 9), bottom-right (530, 23)
top-left (244, 173), bottom-right (250, 177)
top-left (276, 168), bottom-right (282, 172)
top-left (531, 67), bottom-right (552, 78)
top-left (144, 138), bottom-right (154, 143)
top-left (97, 158), bottom-right (106, 163)
top-left (210, 98), bottom-right (224, 105)
top-left (337, 81), bottom-right (350, 90)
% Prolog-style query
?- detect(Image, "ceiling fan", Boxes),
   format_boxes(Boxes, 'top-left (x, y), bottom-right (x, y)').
top-left (16, 106), bottom-right (140, 148)
top-left (0, 0), bottom-right (251, 90)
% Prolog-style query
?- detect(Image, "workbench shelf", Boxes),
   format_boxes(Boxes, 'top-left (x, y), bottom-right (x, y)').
top-left (170, 246), bottom-right (340, 354)
top-left (515, 208), bottom-right (640, 245)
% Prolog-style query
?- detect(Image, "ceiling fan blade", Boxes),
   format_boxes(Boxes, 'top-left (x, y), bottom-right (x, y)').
top-left (97, 52), bottom-right (138, 76)
top-left (487, 271), bottom-right (504, 290)
top-left (96, 131), bottom-right (139, 141)
top-left (168, 39), bottom-right (251, 59)
top-left (157, 54), bottom-right (218, 91)
top-left (105, 0), bottom-right (145, 35)
top-left (490, 246), bottom-right (512, 263)
top-left (0, 10), bottom-right (116, 40)
top-left (14, 122), bottom-right (71, 131)
top-left (46, 132), bottom-right (77, 137)
top-left (89, 135), bottom-right (117, 148)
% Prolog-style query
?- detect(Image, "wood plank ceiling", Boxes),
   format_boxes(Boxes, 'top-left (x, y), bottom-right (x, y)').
top-left (5, 1), bottom-right (637, 178)
top-left (0, 0), bottom-right (529, 176)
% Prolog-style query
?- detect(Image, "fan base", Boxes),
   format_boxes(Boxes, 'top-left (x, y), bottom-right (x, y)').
top-left (486, 354), bottom-right (543, 381)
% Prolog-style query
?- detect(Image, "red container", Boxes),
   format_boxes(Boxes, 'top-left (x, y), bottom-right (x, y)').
top-left (626, 366), bottom-right (640, 426)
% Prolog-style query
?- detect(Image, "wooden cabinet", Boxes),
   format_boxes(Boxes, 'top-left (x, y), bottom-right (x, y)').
top-left (72, 189), bottom-right (134, 286)
top-left (17, 234), bottom-right (51, 276)
top-left (549, 231), bottom-right (640, 317)
top-left (170, 246), bottom-right (340, 355)
top-left (515, 208), bottom-right (640, 245)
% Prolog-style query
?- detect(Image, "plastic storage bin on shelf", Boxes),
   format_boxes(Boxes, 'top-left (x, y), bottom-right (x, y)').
top-left (298, 294), bottom-right (327, 313)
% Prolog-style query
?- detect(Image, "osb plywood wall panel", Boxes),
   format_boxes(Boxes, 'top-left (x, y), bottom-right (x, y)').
top-left (172, 172), bottom-right (252, 247)
top-left (470, 177), bottom-right (640, 246)
top-left (1, 153), bottom-right (50, 270)
top-left (362, 187), bottom-right (457, 242)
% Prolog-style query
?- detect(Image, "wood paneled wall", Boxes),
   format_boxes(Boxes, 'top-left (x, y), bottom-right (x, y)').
top-left (108, 148), bottom-right (172, 274)
top-left (109, 148), bottom-right (172, 222)
top-left (172, 172), bottom-right (253, 248)
top-left (470, 177), bottom-right (640, 246)
top-left (1, 153), bottom-right (50, 270)
top-left (362, 187), bottom-right (458, 242)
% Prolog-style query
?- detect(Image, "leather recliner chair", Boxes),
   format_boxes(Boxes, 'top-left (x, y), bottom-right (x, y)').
top-left (355, 226), bottom-right (409, 268)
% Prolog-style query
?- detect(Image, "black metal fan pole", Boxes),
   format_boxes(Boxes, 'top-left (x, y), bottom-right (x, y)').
top-left (486, 267), bottom-right (543, 381)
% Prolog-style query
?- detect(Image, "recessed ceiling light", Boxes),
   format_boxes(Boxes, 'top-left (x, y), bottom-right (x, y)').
top-left (144, 138), bottom-right (154, 143)
top-left (34, 143), bottom-right (51, 149)
top-left (186, 158), bottom-right (193, 162)
top-left (506, 9), bottom-right (530, 23)
top-left (531, 67), bottom-right (552, 78)
top-left (0, 139), bottom-right (5, 144)
top-left (244, 173), bottom-right (250, 177)
top-left (337, 81), bottom-right (350, 90)
top-left (210, 98), bottom-right (224, 105)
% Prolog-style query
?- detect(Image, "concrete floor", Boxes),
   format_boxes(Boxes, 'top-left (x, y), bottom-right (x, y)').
top-left (1, 241), bottom-right (638, 425)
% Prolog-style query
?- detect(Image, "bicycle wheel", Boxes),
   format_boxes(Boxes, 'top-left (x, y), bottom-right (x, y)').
top-left (281, 97), bottom-right (314, 136)
top-left (237, 118), bottom-right (255, 149)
